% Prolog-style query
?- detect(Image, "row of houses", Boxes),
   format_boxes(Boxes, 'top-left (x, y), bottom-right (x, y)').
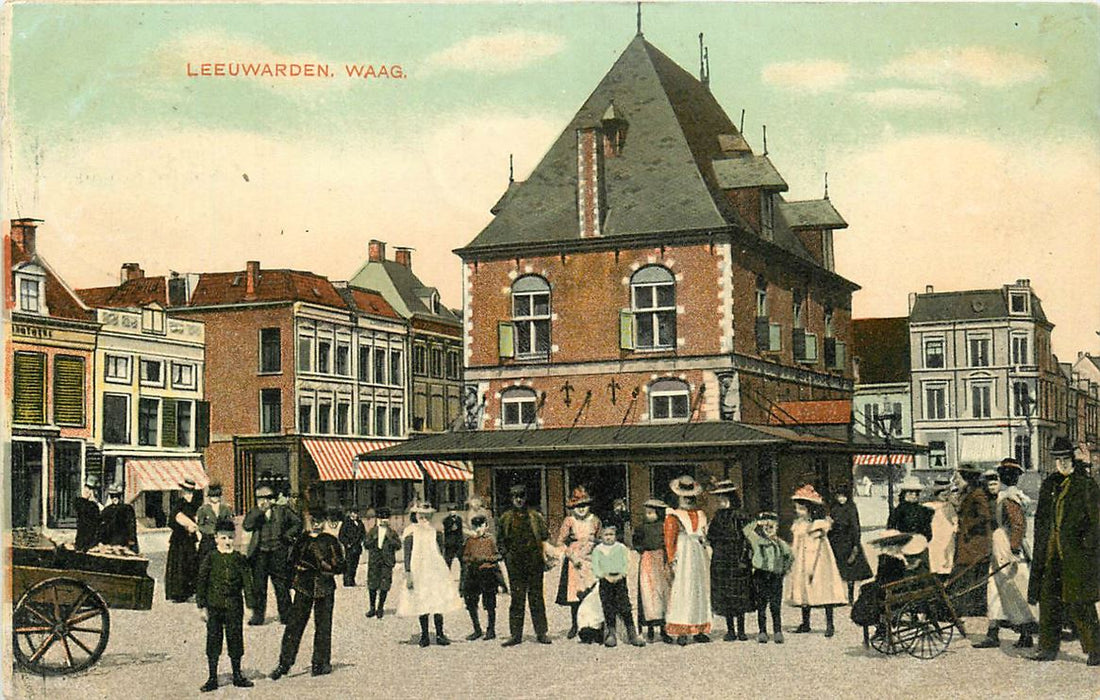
top-left (6, 219), bottom-right (469, 529)
top-left (853, 283), bottom-right (1100, 481)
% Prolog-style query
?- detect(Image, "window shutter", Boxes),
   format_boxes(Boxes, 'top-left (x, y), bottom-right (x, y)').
top-left (792, 329), bottom-right (806, 360)
top-left (833, 341), bottom-right (847, 370)
top-left (804, 333), bottom-right (818, 362)
top-left (755, 317), bottom-right (770, 351)
top-left (498, 321), bottom-right (515, 359)
top-left (161, 398), bottom-right (178, 448)
top-left (53, 355), bottom-right (86, 425)
top-left (619, 309), bottom-right (634, 350)
top-left (768, 323), bottom-right (782, 352)
top-left (13, 352), bottom-right (46, 424)
top-left (196, 401), bottom-right (211, 448)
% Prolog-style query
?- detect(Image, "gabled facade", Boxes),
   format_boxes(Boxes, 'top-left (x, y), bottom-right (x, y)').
top-left (908, 280), bottom-right (1062, 474)
top-left (1069, 352), bottom-right (1100, 471)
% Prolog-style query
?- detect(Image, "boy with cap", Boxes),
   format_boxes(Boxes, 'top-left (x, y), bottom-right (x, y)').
top-left (461, 513), bottom-right (501, 640)
top-left (196, 519), bottom-right (256, 692)
top-left (591, 524), bottom-right (645, 647)
top-left (270, 507), bottom-right (345, 680)
top-left (74, 474), bottom-right (102, 552)
top-left (196, 483), bottom-right (233, 562)
top-left (365, 507), bottom-right (402, 618)
top-left (744, 512), bottom-right (792, 643)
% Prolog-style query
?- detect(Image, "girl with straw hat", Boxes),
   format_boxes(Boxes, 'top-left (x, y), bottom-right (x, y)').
top-left (787, 484), bottom-right (847, 638)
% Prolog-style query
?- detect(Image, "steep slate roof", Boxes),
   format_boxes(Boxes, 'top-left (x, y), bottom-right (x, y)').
top-left (464, 35), bottom-right (744, 250)
top-left (853, 317), bottom-right (911, 384)
top-left (10, 239), bottom-right (95, 321)
top-left (713, 156), bottom-right (787, 191)
top-left (348, 259), bottom-right (460, 325)
top-left (79, 277), bottom-right (168, 308)
top-left (768, 400), bottom-right (851, 426)
top-left (778, 199), bottom-right (847, 230)
top-left (910, 288), bottom-right (1049, 325)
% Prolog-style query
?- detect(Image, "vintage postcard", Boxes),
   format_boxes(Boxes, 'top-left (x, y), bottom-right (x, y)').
top-left (3, 2), bottom-right (1099, 698)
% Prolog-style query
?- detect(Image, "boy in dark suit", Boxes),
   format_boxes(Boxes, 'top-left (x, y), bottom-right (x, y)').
top-left (462, 514), bottom-right (501, 640)
top-left (365, 507), bottom-right (402, 618)
top-left (196, 519), bottom-right (256, 692)
top-left (338, 509), bottom-right (366, 586)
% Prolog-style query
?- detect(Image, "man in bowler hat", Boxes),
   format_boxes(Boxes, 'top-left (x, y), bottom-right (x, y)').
top-left (1028, 437), bottom-right (1100, 665)
top-left (496, 484), bottom-right (552, 646)
top-left (243, 484), bottom-right (301, 625)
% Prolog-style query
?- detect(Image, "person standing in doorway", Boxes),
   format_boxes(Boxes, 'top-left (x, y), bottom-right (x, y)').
top-left (497, 484), bottom-right (552, 646)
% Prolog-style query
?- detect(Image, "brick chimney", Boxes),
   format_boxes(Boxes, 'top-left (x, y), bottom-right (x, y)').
top-left (246, 261), bottom-right (260, 295)
top-left (368, 240), bottom-right (386, 262)
top-left (576, 127), bottom-right (605, 238)
top-left (394, 247), bottom-right (412, 270)
top-left (120, 262), bottom-right (144, 283)
top-left (10, 218), bottom-right (41, 255)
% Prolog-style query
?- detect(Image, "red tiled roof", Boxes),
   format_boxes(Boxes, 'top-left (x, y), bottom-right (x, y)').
top-left (78, 277), bottom-right (167, 309)
top-left (342, 286), bottom-right (400, 320)
top-left (10, 239), bottom-right (95, 321)
top-left (852, 317), bottom-right (911, 385)
top-left (188, 269), bottom-right (347, 309)
top-left (768, 400), bottom-right (852, 426)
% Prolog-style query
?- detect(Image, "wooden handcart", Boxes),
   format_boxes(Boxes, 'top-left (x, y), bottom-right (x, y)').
top-left (10, 531), bottom-right (155, 676)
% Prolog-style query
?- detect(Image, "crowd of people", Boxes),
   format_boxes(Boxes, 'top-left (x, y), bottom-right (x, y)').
top-left (69, 435), bottom-right (1098, 690)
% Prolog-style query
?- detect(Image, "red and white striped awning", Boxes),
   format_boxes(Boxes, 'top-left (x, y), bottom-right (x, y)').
top-left (303, 438), bottom-right (423, 481)
top-left (124, 458), bottom-right (208, 503)
top-left (853, 453), bottom-right (913, 466)
top-left (420, 460), bottom-right (473, 481)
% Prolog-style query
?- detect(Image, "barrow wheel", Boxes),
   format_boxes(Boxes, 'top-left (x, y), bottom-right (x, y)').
top-left (895, 599), bottom-right (954, 660)
top-left (12, 577), bottom-right (111, 675)
top-left (869, 618), bottom-right (907, 655)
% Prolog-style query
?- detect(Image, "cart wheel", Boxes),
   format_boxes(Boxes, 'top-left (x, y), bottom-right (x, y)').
top-left (869, 619), bottom-right (906, 655)
top-left (12, 577), bottom-right (111, 675)
top-left (897, 599), bottom-right (953, 660)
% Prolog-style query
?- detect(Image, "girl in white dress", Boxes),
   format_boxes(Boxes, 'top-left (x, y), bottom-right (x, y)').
top-left (556, 486), bottom-right (601, 639)
top-left (664, 475), bottom-right (713, 646)
top-left (787, 484), bottom-right (847, 638)
top-left (397, 502), bottom-right (463, 647)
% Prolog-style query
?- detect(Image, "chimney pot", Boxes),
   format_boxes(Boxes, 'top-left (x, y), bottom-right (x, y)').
top-left (368, 240), bottom-right (386, 263)
top-left (121, 262), bottom-right (144, 283)
top-left (1016, 278), bottom-right (1030, 287)
top-left (246, 261), bottom-right (260, 295)
top-left (10, 218), bottom-right (40, 256)
top-left (394, 247), bottom-right (413, 269)
top-left (925, 285), bottom-right (934, 294)
top-left (908, 292), bottom-right (917, 313)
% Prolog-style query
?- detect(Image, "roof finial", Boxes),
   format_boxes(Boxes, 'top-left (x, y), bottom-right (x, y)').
top-left (637, 2), bottom-right (642, 36)
top-left (509, 153), bottom-right (514, 184)
top-left (698, 34), bottom-right (710, 89)
top-left (739, 109), bottom-right (745, 134)
top-left (824, 171), bottom-right (829, 200)
top-left (762, 125), bottom-right (768, 156)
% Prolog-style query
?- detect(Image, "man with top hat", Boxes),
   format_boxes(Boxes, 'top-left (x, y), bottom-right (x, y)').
top-left (99, 482), bottom-right (139, 553)
top-left (74, 473), bottom-right (102, 552)
top-left (950, 463), bottom-right (994, 619)
top-left (196, 482), bottom-right (233, 563)
top-left (243, 483), bottom-right (302, 625)
top-left (886, 476), bottom-right (932, 540)
top-left (166, 478), bottom-right (203, 602)
top-left (664, 475), bottom-right (713, 645)
top-left (1028, 437), bottom-right (1100, 665)
top-left (496, 483), bottom-right (551, 646)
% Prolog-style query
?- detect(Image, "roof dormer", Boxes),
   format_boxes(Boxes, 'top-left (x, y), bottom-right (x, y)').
top-left (13, 261), bottom-right (48, 316)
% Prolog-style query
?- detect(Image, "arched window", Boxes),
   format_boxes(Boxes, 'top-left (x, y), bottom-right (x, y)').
top-left (631, 266), bottom-right (675, 350)
top-left (649, 378), bottom-right (690, 421)
top-left (512, 276), bottom-right (550, 359)
top-left (501, 387), bottom-right (539, 429)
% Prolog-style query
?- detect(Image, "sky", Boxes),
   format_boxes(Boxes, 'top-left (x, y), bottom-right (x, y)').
top-left (4, 2), bottom-right (1099, 359)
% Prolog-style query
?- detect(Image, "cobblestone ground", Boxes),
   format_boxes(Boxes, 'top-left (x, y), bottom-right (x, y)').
top-left (8, 530), bottom-right (1098, 700)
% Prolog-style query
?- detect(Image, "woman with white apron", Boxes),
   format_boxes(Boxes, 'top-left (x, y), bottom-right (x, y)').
top-left (663, 475), bottom-right (713, 646)
top-left (397, 502), bottom-right (463, 647)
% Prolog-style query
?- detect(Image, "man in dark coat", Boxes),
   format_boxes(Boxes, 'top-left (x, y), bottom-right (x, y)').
top-left (496, 484), bottom-right (551, 646)
top-left (98, 483), bottom-right (139, 553)
top-left (828, 484), bottom-right (873, 603)
top-left (196, 518), bottom-right (256, 692)
top-left (74, 474), bottom-right (102, 551)
top-left (441, 504), bottom-right (464, 570)
top-left (950, 464), bottom-right (993, 617)
top-left (270, 508), bottom-right (346, 680)
top-left (338, 510), bottom-right (366, 587)
top-left (243, 484), bottom-right (302, 625)
top-left (1028, 438), bottom-right (1100, 665)
top-left (365, 507), bottom-right (401, 618)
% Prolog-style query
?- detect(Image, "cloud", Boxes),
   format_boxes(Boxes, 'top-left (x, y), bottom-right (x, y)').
top-left (880, 47), bottom-right (1048, 87)
top-left (829, 134), bottom-right (1100, 358)
top-left (762, 60), bottom-right (851, 93)
top-left (857, 88), bottom-right (965, 110)
top-left (421, 31), bottom-right (565, 75)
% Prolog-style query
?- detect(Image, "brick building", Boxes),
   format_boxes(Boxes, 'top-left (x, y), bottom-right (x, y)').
top-left (6, 219), bottom-right (99, 529)
top-left (359, 34), bottom-right (883, 532)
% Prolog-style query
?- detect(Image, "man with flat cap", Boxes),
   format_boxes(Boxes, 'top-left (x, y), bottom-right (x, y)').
top-left (1028, 437), bottom-right (1100, 665)
top-left (243, 483), bottom-right (302, 625)
top-left (496, 484), bottom-right (551, 646)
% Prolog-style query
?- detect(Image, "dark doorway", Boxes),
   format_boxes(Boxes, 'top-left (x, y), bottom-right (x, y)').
top-left (650, 464), bottom-right (696, 507)
top-left (12, 441), bottom-right (43, 529)
top-left (566, 464), bottom-right (626, 524)
top-left (493, 467), bottom-right (544, 516)
top-left (757, 451), bottom-right (777, 513)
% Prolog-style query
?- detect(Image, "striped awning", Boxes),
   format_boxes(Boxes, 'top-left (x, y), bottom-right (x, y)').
top-left (303, 438), bottom-right (423, 481)
top-left (853, 453), bottom-right (913, 466)
top-left (124, 458), bottom-right (208, 503)
top-left (420, 460), bottom-right (473, 481)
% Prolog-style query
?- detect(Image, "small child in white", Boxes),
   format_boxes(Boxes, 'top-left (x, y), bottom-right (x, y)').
top-left (590, 525), bottom-right (645, 647)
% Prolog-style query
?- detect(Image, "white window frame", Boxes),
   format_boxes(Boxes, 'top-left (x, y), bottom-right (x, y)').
top-left (139, 358), bottom-right (165, 387)
top-left (928, 440), bottom-right (948, 469)
top-left (971, 381), bottom-right (993, 419)
top-left (923, 336), bottom-right (945, 369)
top-left (105, 354), bottom-right (132, 384)
top-left (649, 379), bottom-right (691, 422)
top-left (335, 341), bottom-right (351, 377)
top-left (631, 266), bottom-right (676, 351)
top-left (299, 396), bottom-right (314, 434)
top-left (102, 393), bottom-right (131, 445)
top-left (141, 307), bottom-right (166, 335)
top-left (137, 397), bottom-right (160, 447)
top-left (171, 362), bottom-right (196, 390)
top-left (1011, 333), bottom-right (1029, 366)
top-left (512, 276), bottom-right (551, 359)
top-left (1013, 381), bottom-right (1032, 417)
top-left (18, 276), bottom-right (42, 314)
top-left (389, 349), bottom-right (402, 386)
top-left (924, 382), bottom-right (948, 421)
top-left (317, 397), bottom-right (333, 434)
top-left (335, 402), bottom-right (351, 435)
top-left (967, 334), bottom-right (992, 368)
top-left (501, 388), bottom-right (538, 429)
top-left (297, 332), bottom-right (314, 373)
top-left (1009, 291), bottom-right (1029, 315)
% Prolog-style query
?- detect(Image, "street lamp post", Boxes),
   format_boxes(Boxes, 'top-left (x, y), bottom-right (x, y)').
top-left (872, 410), bottom-right (902, 518)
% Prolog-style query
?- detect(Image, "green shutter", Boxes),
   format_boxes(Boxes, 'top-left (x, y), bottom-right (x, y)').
top-left (196, 401), bottom-right (211, 448)
top-left (161, 398), bottom-right (178, 447)
top-left (53, 355), bottom-right (86, 425)
top-left (804, 333), bottom-right (818, 362)
top-left (619, 309), bottom-right (634, 350)
top-left (13, 352), bottom-right (46, 424)
top-left (498, 321), bottom-right (515, 359)
top-left (834, 341), bottom-right (847, 370)
top-left (769, 323), bottom-right (782, 352)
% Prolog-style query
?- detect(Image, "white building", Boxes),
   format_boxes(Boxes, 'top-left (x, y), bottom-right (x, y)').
top-left (852, 317), bottom-right (913, 477)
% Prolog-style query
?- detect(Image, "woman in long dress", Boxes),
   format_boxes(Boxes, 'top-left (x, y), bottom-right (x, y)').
top-left (663, 475), bottom-right (712, 646)
top-left (827, 484), bottom-right (873, 603)
top-left (787, 484), bottom-right (847, 638)
top-left (165, 479), bottom-right (201, 602)
top-left (556, 487), bottom-right (601, 639)
top-left (397, 502), bottom-right (463, 647)
top-left (634, 498), bottom-right (672, 643)
top-left (708, 481), bottom-right (754, 641)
